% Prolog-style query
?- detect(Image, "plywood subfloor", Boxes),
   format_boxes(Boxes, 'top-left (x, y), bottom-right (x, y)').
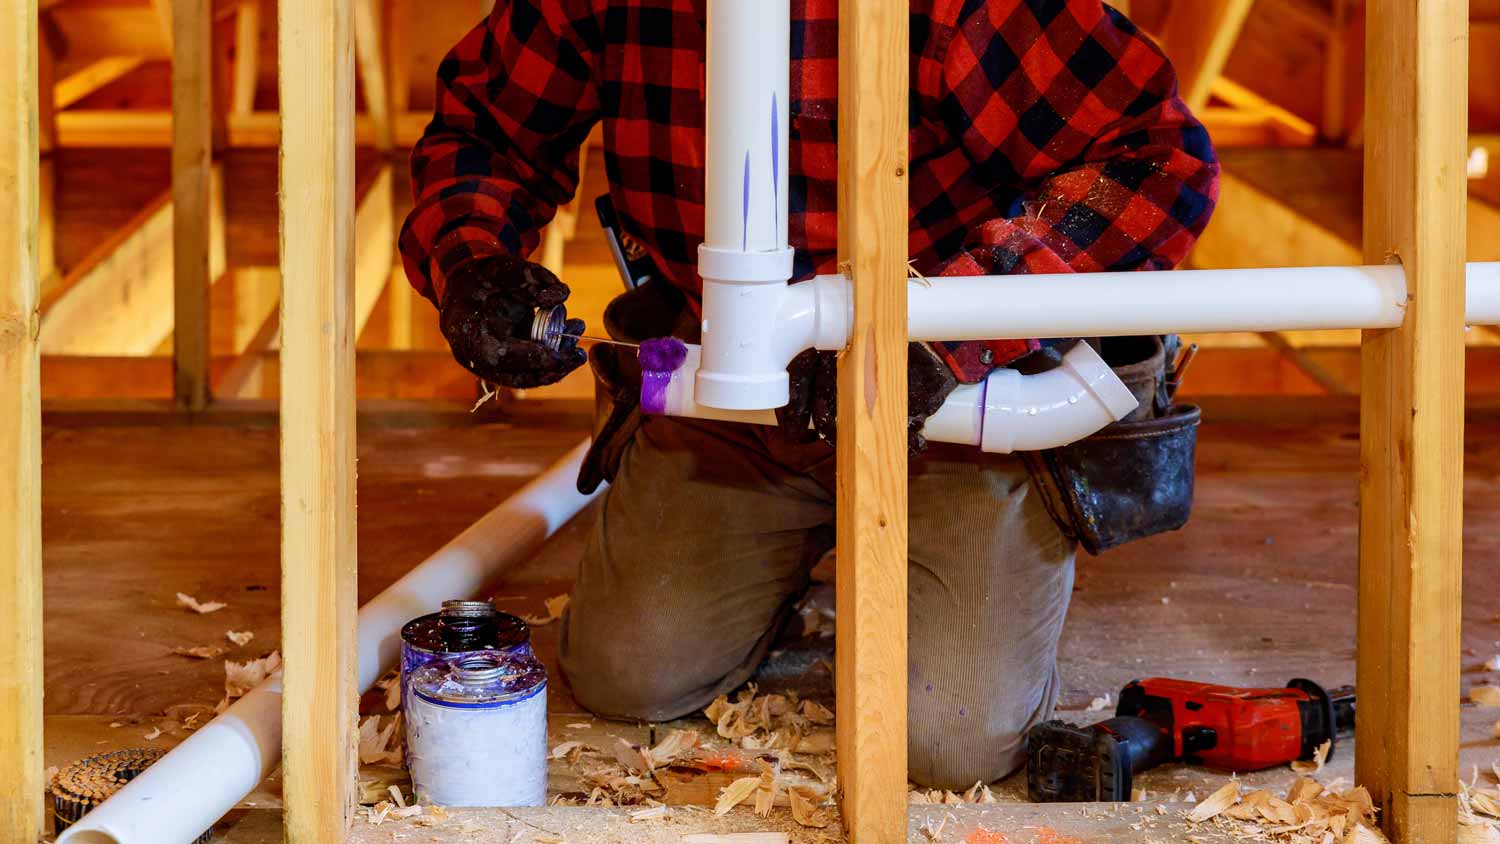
top-left (37, 400), bottom-right (1500, 842)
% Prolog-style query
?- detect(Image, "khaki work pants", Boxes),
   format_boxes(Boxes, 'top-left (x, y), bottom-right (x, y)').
top-left (560, 413), bottom-right (1076, 789)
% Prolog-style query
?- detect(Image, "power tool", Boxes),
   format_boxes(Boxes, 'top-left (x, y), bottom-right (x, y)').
top-left (1025, 677), bottom-right (1355, 803)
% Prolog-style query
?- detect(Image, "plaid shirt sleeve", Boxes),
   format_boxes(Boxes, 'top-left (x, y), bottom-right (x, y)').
top-left (398, 1), bottom-right (602, 305)
top-left (929, 2), bottom-right (1220, 380)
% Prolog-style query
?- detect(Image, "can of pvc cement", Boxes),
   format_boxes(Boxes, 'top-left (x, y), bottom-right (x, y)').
top-left (405, 649), bottom-right (548, 807)
top-left (400, 599), bottom-right (532, 706)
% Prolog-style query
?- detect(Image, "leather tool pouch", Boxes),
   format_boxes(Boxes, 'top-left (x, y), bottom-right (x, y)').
top-left (576, 281), bottom-right (691, 494)
top-left (1022, 336), bottom-right (1202, 555)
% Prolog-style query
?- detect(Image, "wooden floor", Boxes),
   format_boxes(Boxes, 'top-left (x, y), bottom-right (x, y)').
top-left (37, 399), bottom-right (1500, 842)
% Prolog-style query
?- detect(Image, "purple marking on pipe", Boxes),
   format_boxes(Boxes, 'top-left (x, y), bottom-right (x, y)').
top-left (742, 150), bottom-right (752, 252)
top-left (771, 94), bottom-right (780, 242)
top-left (638, 337), bottom-right (689, 415)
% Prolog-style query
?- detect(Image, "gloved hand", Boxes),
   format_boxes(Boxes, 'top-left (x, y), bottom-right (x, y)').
top-left (439, 255), bottom-right (587, 389)
top-left (777, 343), bottom-right (958, 456)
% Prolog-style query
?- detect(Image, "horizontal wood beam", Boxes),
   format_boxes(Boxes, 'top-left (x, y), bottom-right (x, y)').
top-left (40, 165), bottom-right (226, 355)
top-left (1161, 0), bottom-right (1257, 112)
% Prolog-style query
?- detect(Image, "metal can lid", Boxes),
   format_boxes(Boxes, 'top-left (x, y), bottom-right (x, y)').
top-left (441, 599), bottom-right (496, 618)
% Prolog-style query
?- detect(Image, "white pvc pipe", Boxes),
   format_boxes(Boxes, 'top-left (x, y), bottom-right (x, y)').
top-left (58, 440), bottom-right (604, 844)
top-left (696, 0), bottom-right (797, 411)
top-left (1467, 262), bottom-right (1500, 325)
top-left (907, 264), bottom-right (1411, 341)
top-left (655, 342), bottom-right (1137, 452)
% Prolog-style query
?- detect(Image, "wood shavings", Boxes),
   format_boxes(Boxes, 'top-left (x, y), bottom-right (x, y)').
top-left (800, 699), bottom-right (834, 725)
top-left (521, 593), bottom-right (571, 626)
top-left (388, 784), bottom-right (407, 807)
top-left (788, 785), bottom-right (831, 828)
top-left (1291, 739), bottom-right (1331, 773)
top-left (365, 800), bottom-right (394, 825)
top-left (143, 726), bottom-right (162, 740)
top-left (550, 740), bottom-right (588, 760)
top-left (217, 651), bottom-right (281, 712)
top-left (172, 644), bottom-right (228, 659)
top-left (919, 812), bottom-right (954, 841)
top-left (471, 381), bottom-right (500, 412)
top-left (646, 728), bottom-right (700, 769)
top-left (532, 834), bottom-right (564, 844)
top-left (1086, 693), bottom-right (1112, 713)
top-left (176, 592), bottom-right (227, 614)
top-left (358, 714), bottom-right (402, 765)
top-left (226, 630), bottom-right (254, 647)
top-left (680, 835), bottom-right (788, 844)
top-left (1473, 685), bottom-right (1500, 706)
top-left (628, 805), bottom-right (669, 823)
top-left (414, 805), bottom-right (449, 827)
top-left (714, 776), bottom-right (762, 815)
top-left (1188, 780), bottom-right (1240, 822)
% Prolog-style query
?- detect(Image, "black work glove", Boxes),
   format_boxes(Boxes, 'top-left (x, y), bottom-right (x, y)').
top-left (777, 343), bottom-right (958, 456)
top-left (439, 255), bottom-right (588, 389)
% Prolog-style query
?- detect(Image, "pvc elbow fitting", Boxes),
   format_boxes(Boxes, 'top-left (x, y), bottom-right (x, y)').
top-left (922, 343), bottom-right (1139, 453)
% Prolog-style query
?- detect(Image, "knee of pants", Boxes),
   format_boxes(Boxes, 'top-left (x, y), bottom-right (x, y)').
top-left (907, 697), bottom-right (1035, 790)
top-left (561, 607), bottom-right (722, 723)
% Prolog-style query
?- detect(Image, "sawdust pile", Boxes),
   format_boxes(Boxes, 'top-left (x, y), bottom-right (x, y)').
top-left (1183, 769), bottom-right (1500, 844)
top-left (545, 686), bottom-right (837, 832)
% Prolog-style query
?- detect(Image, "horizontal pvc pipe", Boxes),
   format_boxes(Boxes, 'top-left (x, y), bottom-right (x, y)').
top-left (58, 441), bottom-right (604, 844)
top-left (1467, 262), bottom-right (1500, 325)
top-left (907, 265), bottom-right (1412, 341)
top-left (654, 343), bottom-right (1137, 453)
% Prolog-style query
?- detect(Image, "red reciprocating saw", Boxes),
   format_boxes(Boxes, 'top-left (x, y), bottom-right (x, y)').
top-left (1026, 677), bottom-right (1355, 803)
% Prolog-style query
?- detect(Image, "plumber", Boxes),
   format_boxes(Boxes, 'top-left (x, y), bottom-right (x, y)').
top-left (400, 0), bottom-right (1219, 789)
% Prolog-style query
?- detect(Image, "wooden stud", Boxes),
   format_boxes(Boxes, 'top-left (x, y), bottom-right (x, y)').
top-left (1162, 0), bottom-right (1257, 112)
top-left (835, 0), bottom-right (908, 842)
top-left (1321, 0), bottom-right (1350, 142)
top-left (279, 0), bottom-right (359, 840)
top-left (173, 0), bottom-right (216, 410)
top-left (385, 0), bottom-right (411, 115)
top-left (1357, 1), bottom-right (1466, 842)
top-left (0, 0), bottom-right (44, 839)
top-left (353, 0), bottom-right (393, 153)
top-left (231, 0), bottom-right (260, 115)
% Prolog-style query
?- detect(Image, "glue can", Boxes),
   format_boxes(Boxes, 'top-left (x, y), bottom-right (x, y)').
top-left (405, 649), bottom-right (548, 807)
top-left (400, 599), bottom-right (532, 705)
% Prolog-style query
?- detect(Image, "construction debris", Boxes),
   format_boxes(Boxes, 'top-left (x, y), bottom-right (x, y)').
top-left (175, 592), bottom-right (227, 614)
top-left (1472, 685), bottom-right (1500, 707)
top-left (226, 630), bottom-right (255, 647)
top-left (521, 593), bottom-right (571, 626)
top-left (1290, 739), bottom-right (1331, 774)
top-left (171, 644), bottom-right (228, 659)
top-left (216, 651), bottom-right (281, 712)
top-left (1183, 776), bottom-right (1389, 842)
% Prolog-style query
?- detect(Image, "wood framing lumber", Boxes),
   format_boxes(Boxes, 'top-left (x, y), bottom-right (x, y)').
top-left (40, 167), bottom-right (226, 355)
top-left (1357, 1), bottom-right (1466, 842)
top-left (1189, 167), bottom-right (1361, 269)
top-left (36, 25), bottom-right (55, 154)
top-left (0, 0), bottom-right (45, 839)
top-left (353, 0), bottom-right (393, 152)
top-left (278, 0), bottom-right (359, 840)
top-left (1255, 331), bottom-right (1351, 394)
top-left (1162, 0), bottom-right (1257, 112)
top-left (836, 0), bottom-right (908, 842)
top-left (231, 0), bottom-right (260, 115)
top-left (173, 0), bottom-right (215, 410)
top-left (220, 168), bottom-right (390, 397)
top-left (55, 57), bottom-right (149, 110)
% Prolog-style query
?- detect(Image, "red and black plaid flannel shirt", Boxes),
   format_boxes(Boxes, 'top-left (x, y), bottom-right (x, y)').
top-left (400, 0), bottom-right (1220, 383)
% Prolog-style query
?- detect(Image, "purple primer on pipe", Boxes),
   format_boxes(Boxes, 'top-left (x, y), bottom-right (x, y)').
top-left (639, 337), bottom-right (689, 415)
top-left (771, 94), bottom-right (780, 242)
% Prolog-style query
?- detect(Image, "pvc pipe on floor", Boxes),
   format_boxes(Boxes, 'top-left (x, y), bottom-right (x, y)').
top-left (57, 440), bottom-right (604, 844)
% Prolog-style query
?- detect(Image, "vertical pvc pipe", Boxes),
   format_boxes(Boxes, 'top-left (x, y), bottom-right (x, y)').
top-left (696, 0), bottom-right (797, 410)
top-left (703, 0), bottom-right (789, 253)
